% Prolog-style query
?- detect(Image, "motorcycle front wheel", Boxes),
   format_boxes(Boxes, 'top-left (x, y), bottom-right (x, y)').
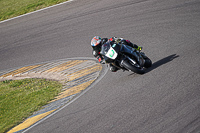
top-left (122, 59), bottom-right (145, 74)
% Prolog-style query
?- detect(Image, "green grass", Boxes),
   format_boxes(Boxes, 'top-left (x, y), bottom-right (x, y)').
top-left (0, 0), bottom-right (69, 21)
top-left (0, 78), bottom-right (63, 133)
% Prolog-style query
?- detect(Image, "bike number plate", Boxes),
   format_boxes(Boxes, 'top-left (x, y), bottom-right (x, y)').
top-left (105, 47), bottom-right (118, 59)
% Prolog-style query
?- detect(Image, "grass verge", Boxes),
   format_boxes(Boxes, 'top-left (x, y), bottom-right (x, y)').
top-left (0, 78), bottom-right (63, 133)
top-left (0, 0), bottom-right (69, 21)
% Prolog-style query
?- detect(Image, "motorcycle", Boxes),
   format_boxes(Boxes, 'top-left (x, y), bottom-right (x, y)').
top-left (100, 41), bottom-right (152, 74)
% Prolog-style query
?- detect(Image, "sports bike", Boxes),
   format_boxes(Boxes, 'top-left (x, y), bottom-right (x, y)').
top-left (100, 41), bottom-right (152, 74)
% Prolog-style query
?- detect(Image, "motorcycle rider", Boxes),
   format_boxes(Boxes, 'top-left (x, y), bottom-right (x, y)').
top-left (91, 36), bottom-right (143, 72)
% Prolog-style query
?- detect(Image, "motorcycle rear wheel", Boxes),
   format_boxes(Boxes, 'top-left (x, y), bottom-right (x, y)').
top-left (122, 59), bottom-right (145, 74)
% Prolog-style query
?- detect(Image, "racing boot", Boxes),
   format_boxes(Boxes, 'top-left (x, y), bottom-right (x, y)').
top-left (109, 64), bottom-right (119, 72)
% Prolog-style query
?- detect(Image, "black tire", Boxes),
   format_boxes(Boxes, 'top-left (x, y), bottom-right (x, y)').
top-left (144, 58), bottom-right (152, 68)
top-left (122, 59), bottom-right (145, 74)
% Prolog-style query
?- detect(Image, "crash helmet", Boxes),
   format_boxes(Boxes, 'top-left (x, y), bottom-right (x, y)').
top-left (91, 36), bottom-right (101, 47)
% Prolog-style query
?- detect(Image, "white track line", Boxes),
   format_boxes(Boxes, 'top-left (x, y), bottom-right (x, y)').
top-left (0, 0), bottom-right (74, 24)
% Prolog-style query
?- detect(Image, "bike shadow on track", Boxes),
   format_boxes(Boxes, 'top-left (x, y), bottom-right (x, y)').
top-left (145, 54), bottom-right (179, 73)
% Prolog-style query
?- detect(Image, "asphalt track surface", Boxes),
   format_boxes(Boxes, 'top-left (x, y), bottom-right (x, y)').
top-left (0, 0), bottom-right (200, 132)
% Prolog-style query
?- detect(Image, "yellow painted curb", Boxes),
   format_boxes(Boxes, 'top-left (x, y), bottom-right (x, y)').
top-left (67, 64), bottom-right (102, 81)
top-left (0, 64), bottom-right (42, 78)
top-left (45, 60), bottom-right (87, 73)
top-left (7, 110), bottom-right (56, 133)
top-left (50, 79), bottom-right (95, 103)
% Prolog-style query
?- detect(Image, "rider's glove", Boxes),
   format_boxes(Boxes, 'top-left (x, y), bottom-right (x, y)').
top-left (137, 46), bottom-right (143, 51)
top-left (92, 50), bottom-right (98, 57)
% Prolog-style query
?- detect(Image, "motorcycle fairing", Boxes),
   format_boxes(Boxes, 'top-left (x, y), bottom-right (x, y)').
top-left (105, 47), bottom-right (118, 60)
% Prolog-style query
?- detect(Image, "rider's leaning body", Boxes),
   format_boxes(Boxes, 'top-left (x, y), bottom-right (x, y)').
top-left (91, 36), bottom-right (143, 72)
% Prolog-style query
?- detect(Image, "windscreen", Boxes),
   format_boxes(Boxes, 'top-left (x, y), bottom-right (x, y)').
top-left (100, 42), bottom-right (111, 55)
